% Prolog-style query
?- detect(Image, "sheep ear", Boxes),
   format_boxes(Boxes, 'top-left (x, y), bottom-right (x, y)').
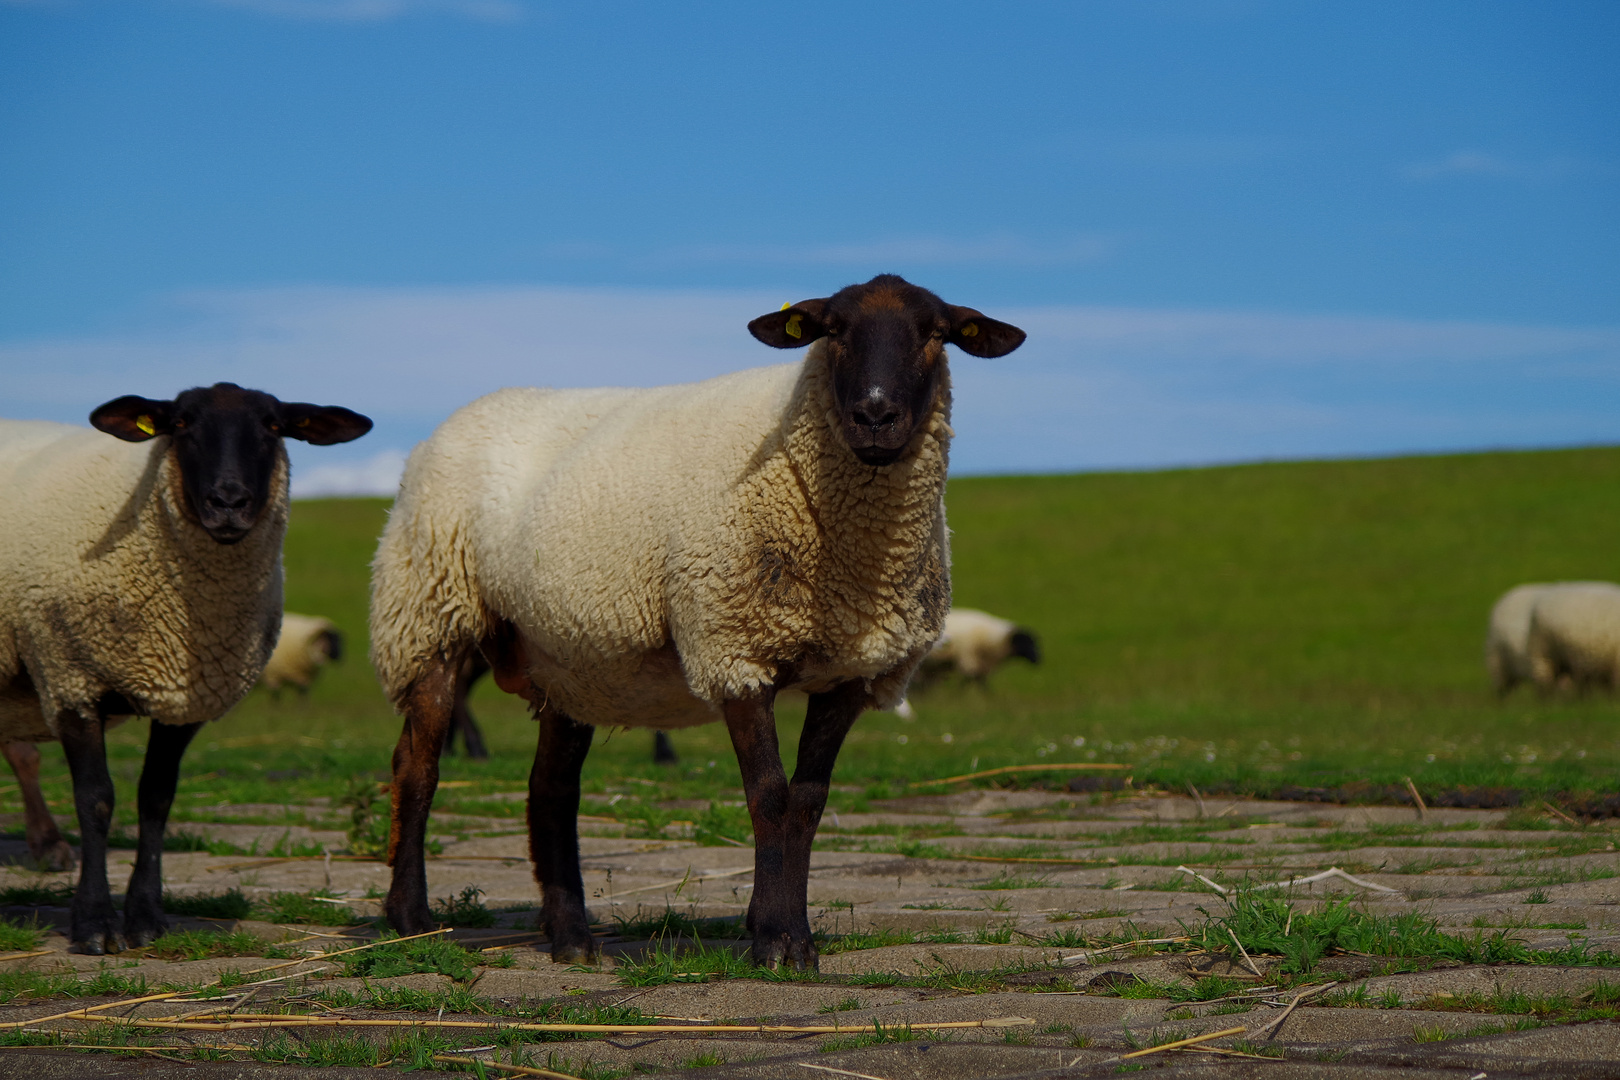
top-left (91, 395), bottom-right (174, 442)
top-left (748, 299), bottom-right (830, 349)
top-left (947, 306), bottom-right (1026, 358)
top-left (277, 403), bottom-right (374, 445)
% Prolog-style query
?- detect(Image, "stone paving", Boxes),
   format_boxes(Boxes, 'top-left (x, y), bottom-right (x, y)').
top-left (2, 788), bottom-right (1620, 1077)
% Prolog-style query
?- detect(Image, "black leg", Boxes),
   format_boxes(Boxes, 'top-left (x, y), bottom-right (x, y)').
top-left (58, 708), bottom-right (121, 954)
top-left (441, 654), bottom-right (490, 761)
top-left (725, 681), bottom-right (864, 970)
top-left (653, 731), bottom-right (678, 764)
top-left (528, 709), bottom-right (596, 963)
top-left (123, 720), bottom-right (202, 946)
top-left (385, 655), bottom-right (457, 935)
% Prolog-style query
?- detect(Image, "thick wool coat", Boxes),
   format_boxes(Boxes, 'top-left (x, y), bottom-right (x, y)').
top-left (1527, 582), bottom-right (1620, 692)
top-left (369, 346), bottom-right (952, 728)
top-left (0, 420), bottom-right (286, 740)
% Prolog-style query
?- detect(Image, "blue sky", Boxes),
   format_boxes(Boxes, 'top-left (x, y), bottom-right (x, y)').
top-left (2, 0), bottom-right (1616, 492)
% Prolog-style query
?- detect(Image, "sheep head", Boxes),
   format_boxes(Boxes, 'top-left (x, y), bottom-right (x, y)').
top-left (748, 274), bottom-right (1025, 466)
top-left (91, 383), bottom-right (372, 545)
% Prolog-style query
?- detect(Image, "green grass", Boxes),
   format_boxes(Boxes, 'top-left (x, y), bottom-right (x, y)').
top-left (163, 888), bottom-right (253, 920)
top-left (8, 448), bottom-right (1620, 835)
top-left (0, 915), bottom-right (44, 952)
top-left (336, 933), bottom-right (483, 980)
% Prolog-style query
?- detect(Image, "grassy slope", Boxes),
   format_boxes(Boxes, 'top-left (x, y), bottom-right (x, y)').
top-left (58, 446), bottom-right (1620, 822)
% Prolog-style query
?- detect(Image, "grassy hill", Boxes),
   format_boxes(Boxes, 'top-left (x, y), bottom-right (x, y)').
top-left (84, 445), bottom-right (1620, 807)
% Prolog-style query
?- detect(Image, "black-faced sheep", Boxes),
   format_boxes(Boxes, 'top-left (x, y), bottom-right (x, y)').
top-left (0, 384), bottom-right (370, 952)
top-left (259, 613), bottom-right (345, 696)
top-left (370, 274), bottom-right (1024, 969)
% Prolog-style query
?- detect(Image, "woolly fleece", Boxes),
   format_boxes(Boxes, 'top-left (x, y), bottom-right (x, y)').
top-left (0, 420), bottom-right (286, 741)
top-left (1486, 583), bottom-right (1552, 693)
top-left (927, 607), bottom-right (1024, 680)
top-left (1526, 581), bottom-right (1620, 692)
top-left (370, 346), bottom-right (952, 729)
top-left (260, 612), bottom-right (339, 692)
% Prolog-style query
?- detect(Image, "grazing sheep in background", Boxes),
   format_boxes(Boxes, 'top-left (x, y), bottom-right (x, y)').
top-left (1486, 583), bottom-right (1556, 696)
top-left (371, 274), bottom-right (1024, 969)
top-left (921, 607), bottom-right (1041, 682)
top-left (1527, 581), bottom-right (1620, 694)
top-left (259, 613), bottom-right (344, 696)
top-left (892, 607), bottom-right (1040, 717)
top-left (0, 384), bottom-right (370, 953)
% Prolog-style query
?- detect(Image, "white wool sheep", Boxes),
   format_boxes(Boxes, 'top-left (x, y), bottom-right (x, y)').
top-left (923, 607), bottom-right (1041, 681)
top-left (260, 613), bottom-right (344, 694)
top-left (0, 384), bottom-right (369, 954)
top-left (371, 274), bottom-right (1025, 970)
top-left (1526, 581), bottom-right (1620, 694)
top-left (371, 355), bottom-right (952, 725)
top-left (0, 420), bottom-right (286, 741)
top-left (1486, 583), bottom-right (1554, 695)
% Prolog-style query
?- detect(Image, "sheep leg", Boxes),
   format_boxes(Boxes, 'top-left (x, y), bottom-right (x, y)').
top-left (1, 741), bottom-right (75, 872)
top-left (122, 720), bottom-right (202, 947)
top-left (385, 656), bottom-right (457, 935)
top-left (528, 709), bottom-right (597, 963)
top-left (58, 708), bottom-right (123, 954)
top-left (727, 684), bottom-right (861, 971)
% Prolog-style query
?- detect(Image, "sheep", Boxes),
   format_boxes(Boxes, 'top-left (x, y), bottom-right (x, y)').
top-left (0, 384), bottom-right (370, 953)
top-left (1526, 582), bottom-right (1620, 694)
top-left (259, 613), bottom-right (344, 696)
top-left (1486, 584), bottom-right (1555, 695)
top-left (370, 274), bottom-right (1024, 969)
top-left (920, 607), bottom-right (1041, 682)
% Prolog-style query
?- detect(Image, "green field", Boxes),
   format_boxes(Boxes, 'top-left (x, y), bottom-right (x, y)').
top-left (23, 445), bottom-right (1620, 828)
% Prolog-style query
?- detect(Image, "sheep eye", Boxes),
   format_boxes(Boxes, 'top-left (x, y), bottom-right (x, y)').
top-left (172, 419), bottom-right (186, 430)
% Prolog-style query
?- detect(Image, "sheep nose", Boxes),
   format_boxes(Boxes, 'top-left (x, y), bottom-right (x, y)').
top-left (851, 396), bottom-right (901, 429)
top-left (205, 485), bottom-right (252, 512)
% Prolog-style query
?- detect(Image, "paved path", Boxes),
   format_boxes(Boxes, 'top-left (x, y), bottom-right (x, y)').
top-left (1, 789), bottom-right (1618, 1077)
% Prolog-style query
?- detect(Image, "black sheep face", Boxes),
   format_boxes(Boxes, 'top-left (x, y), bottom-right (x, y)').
top-left (91, 383), bottom-right (372, 544)
top-left (748, 274), bottom-right (1026, 467)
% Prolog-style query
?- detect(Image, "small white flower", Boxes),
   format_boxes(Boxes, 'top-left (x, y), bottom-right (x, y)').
top-left (896, 734), bottom-right (908, 745)
top-left (941, 733), bottom-right (954, 744)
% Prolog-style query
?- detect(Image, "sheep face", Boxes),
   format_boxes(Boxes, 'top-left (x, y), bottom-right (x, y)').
top-left (749, 274), bottom-right (1026, 466)
top-left (91, 383), bottom-right (372, 544)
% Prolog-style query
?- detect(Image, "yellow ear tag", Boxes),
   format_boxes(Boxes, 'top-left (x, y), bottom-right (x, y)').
top-left (785, 314), bottom-right (802, 339)
top-left (960, 323), bottom-right (979, 338)
top-left (780, 302), bottom-right (792, 311)
top-left (135, 415), bottom-right (156, 435)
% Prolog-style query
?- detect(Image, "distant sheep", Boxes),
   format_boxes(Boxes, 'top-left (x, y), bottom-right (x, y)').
top-left (0, 384), bottom-right (370, 953)
top-left (1526, 582), bottom-right (1620, 694)
top-left (259, 613), bottom-right (344, 695)
top-left (1486, 583), bottom-right (1554, 696)
top-left (370, 274), bottom-right (1024, 970)
top-left (921, 607), bottom-right (1041, 682)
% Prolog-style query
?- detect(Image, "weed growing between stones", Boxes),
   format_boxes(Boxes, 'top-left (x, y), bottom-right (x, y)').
top-left (819, 1021), bottom-right (917, 1052)
top-left (137, 928), bottom-right (268, 961)
top-left (612, 938), bottom-right (815, 986)
top-left (0, 914), bottom-right (44, 952)
top-left (337, 934), bottom-right (483, 980)
top-left (430, 885), bottom-right (497, 928)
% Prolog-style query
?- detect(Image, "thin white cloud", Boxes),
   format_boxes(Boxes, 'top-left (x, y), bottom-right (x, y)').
top-left (195, 0), bottom-right (525, 22)
top-left (291, 448), bottom-right (407, 498)
top-left (2, 284), bottom-right (1618, 492)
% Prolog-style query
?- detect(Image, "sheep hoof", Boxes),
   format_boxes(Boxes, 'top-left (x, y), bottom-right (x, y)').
top-left (31, 841), bottom-right (76, 874)
top-left (548, 939), bottom-right (598, 965)
top-left (123, 913), bottom-right (171, 949)
top-left (72, 930), bottom-right (127, 956)
top-left (752, 935), bottom-right (819, 972)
